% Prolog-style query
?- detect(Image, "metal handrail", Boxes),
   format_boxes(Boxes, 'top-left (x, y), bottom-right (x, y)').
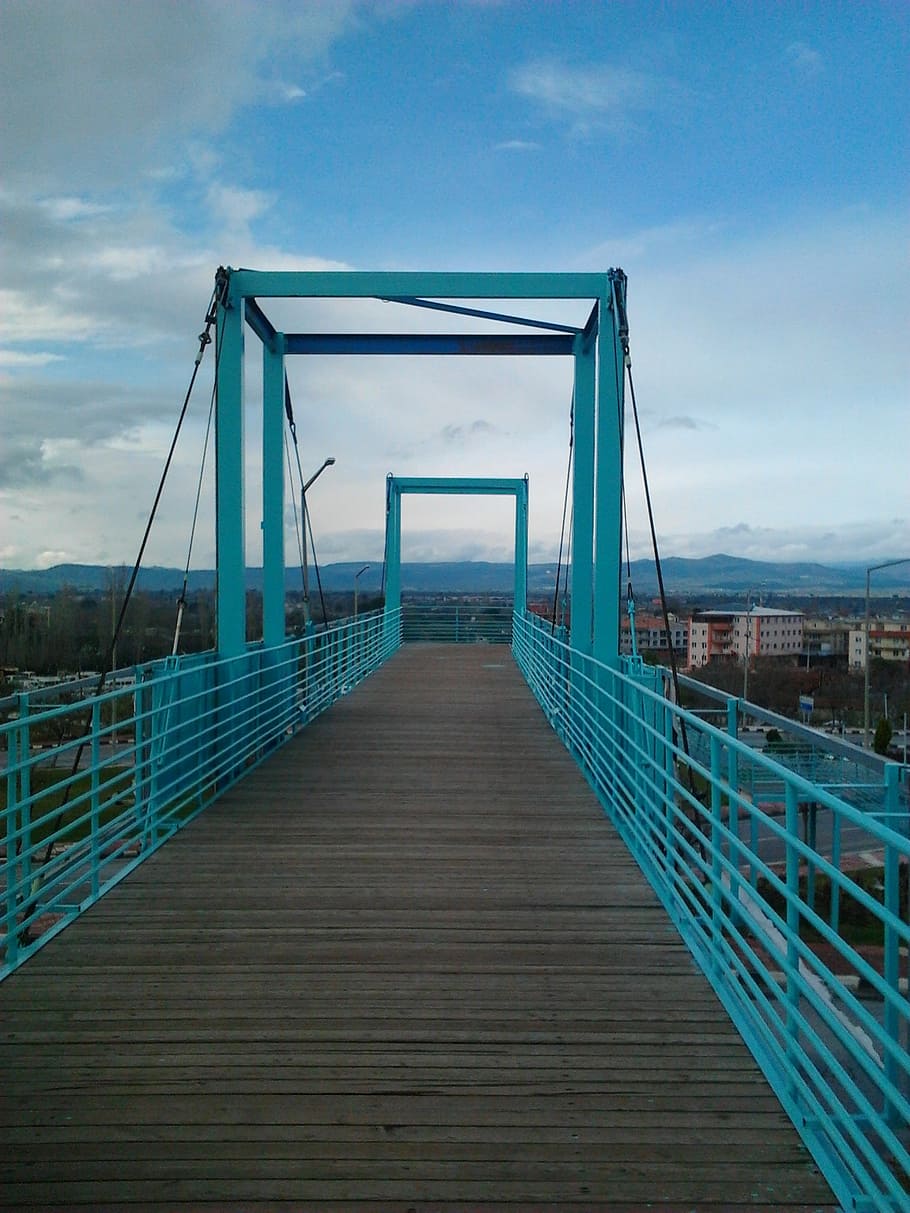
top-left (512, 610), bottom-right (909, 1213)
top-left (401, 603), bottom-right (513, 644)
top-left (1, 608), bottom-right (402, 977)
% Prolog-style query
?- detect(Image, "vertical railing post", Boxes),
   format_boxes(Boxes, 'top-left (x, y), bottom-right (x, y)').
top-left (883, 840), bottom-right (900, 1128)
top-left (661, 693), bottom-right (675, 885)
top-left (4, 727), bottom-right (20, 970)
top-left (20, 710), bottom-right (32, 902)
top-left (710, 733), bottom-right (724, 958)
top-left (726, 698), bottom-right (741, 920)
top-left (805, 801), bottom-right (817, 914)
top-left (90, 701), bottom-right (101, 898)
top-left (784, 782), bottom-right (801, 1093)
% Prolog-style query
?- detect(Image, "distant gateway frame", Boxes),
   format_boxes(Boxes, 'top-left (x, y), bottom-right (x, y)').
top-left (213, 268), bottom-right (628, 664)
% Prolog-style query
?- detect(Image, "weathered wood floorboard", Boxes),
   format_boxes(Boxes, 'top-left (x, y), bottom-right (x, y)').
top-left (0, 645), bottom-right (834, 1210)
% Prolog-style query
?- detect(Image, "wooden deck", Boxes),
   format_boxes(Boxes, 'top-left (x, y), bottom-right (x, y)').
top-left (0, 646), bottom-right (835, 1211)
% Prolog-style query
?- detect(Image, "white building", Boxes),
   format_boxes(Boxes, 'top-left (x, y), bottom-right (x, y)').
top-left (688, 608), bottom-right (804, 669)
top-left (849, 619), bottom-right (910, 670)
top-left (620, 612), bottom-right (688, 657)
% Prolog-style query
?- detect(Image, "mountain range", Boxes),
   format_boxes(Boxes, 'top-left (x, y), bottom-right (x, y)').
top-left (0, 555), bottom-right (908, 597)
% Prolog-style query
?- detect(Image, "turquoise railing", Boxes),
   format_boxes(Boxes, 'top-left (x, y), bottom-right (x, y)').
top-left (1, 608), bottom-right (401, 977)
top-left (401, 603), bottom-right (513, 644)
top-left (512, 611), bottom-right (909, 1213)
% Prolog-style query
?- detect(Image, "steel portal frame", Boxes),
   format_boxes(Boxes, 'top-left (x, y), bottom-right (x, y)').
top-left (214, 268), bottom-right (628, 663)
top-left (384, 476), bottom-right (529, 615)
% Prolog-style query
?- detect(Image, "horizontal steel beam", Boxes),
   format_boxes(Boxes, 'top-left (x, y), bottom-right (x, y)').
top-left (229, 269), bottom-right (610, 301)
top-left (391, 476), bottom-right (527, 496)
top-left (283, 333), bottom-right (574, 356)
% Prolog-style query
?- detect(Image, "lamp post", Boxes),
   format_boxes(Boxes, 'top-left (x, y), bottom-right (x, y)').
top-left (742, 593), bottom-right (755, 705)
top-left (863, 557), bottom-right (910, 749)
top-left (353, 564), bottom-right (370, 620)
top-left (304, 457), bottom-right (336, 493)
top-left (301, 457), bottom-right (336, 631)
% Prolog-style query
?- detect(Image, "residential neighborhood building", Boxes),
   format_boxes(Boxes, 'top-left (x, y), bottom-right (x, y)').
top-left (803, 618), bottom-right (851, 661)
top-left (687, 607), bottom-right (804, 669)
top-left (849, 619), bottom-right (910, 670)
top-left (620, 612), bottom-right (688, 657)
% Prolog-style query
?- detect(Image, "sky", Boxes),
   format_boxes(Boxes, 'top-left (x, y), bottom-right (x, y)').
top-left (1, 0), bottom-right (907, 574)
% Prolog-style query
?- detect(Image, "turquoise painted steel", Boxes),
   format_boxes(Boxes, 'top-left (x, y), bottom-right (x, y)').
top-left (592, 281), bottom-right (626, 667)
top-left (215, 286), bottom-right (246, 657)
top-left (1, 610), bottom-right (401, 981)
top-left (571, 337), bottom-right (596, 655)
top-left (262, 336), bottom-right (286, 647)
top-left (514, 477), bottom-right (528, 612)
top-left (512, 610), bottom-right (910, 1212)
top-left (401, 604), bottom-right (512, 644)
top-left (215, 267), bottom-right (627, 666)
top-left (228, 269), bottom-right (609, 300)
top-left (384, 476), bottom-right (529, 612)
top-left (384, 475), bottom-right (402, 619)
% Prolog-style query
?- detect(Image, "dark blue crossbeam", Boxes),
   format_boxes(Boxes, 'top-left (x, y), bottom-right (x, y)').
top-left (282, 333), bottom-right (575, 356)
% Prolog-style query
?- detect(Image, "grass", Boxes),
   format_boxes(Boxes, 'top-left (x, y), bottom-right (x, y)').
top-left (2, 765), bottom-right (135, 847)
top-left (756, 865), bottom-right (908, 950)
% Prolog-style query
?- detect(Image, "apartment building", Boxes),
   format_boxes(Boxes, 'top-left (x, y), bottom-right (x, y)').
top-left (688, 607), bottom-right (804, 669)
top-left (849, 619), bottom-right (910, 670)
top-left (620, 612), bottom-right (688, 657)
top-left (803, 618), bottom-right (851, 660)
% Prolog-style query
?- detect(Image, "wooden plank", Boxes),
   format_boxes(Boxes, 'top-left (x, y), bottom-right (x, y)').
top-left (0, 645), bottom-right (834, 1211)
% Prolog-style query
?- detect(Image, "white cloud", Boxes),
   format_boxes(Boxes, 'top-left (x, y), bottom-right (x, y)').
top-left (205, 184), bottom-right (275, 233)
top-left (0, 351), bottom-right (64, 368)
top-left (786, 42), bottom-right (823, 76)
top-left (494, 139), bottom-right (542, 152)
top-left (0, 0), bottom-right (357, 190)
top-left (40, 197), bottom-right (116, 221)
top-left (509, 59), bottom-right (686, 136)
top-left (643, 519), bottom-right (910, 565)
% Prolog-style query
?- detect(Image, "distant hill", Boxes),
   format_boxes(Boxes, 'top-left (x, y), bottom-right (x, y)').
top-left (1, 555), bottom-right (908, 596)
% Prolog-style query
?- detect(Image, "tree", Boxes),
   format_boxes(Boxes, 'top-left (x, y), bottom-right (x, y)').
top-left (873, 717), bottom-right (893, 756)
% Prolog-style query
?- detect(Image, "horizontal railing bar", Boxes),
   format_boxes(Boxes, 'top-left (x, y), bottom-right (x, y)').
top-left (511, 610), bottom-right (909, 1213)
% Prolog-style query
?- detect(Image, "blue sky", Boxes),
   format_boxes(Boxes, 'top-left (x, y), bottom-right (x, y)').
top-left (1, 0), bottom-right (907, 572)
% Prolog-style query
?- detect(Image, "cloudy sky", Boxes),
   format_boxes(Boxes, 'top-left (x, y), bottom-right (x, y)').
top-left (1, 0), bottom-right (907, 573)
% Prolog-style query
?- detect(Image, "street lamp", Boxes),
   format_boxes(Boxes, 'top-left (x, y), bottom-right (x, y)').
top-left (304, 456), bottom-right (336, 493)
top-left (864, 557), bottom-right (910, 748)
top-left (301, 457), bottom-right (336, 631)
top-left (742, 592), bottom-right (755, 704)
top-left (353, 564), bottom-right (370, 619)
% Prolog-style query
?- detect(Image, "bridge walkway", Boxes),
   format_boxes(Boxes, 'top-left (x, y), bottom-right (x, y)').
top-left (0, 646), bottom-right (835, 1210)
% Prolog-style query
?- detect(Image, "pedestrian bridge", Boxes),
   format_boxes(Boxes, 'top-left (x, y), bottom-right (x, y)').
top-left (1, 613), bottom-right (907, 1211)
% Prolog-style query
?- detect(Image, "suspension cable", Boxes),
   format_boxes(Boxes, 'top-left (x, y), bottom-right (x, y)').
top-left (172, 380), bottom-right (216, 656)
top-left (622, 333), bottom-right (698, 793)
top-left (305, 502), bottom-right (329, 629)
top-left (32, 271), bottom-right (228, 883)
top-left (284, 428), bottom-right (306, 586)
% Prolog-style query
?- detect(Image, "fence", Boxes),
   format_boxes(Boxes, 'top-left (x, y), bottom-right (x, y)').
top-left (1, 608), bottom-right (401, 978)
top-left (401, 602), bottom-right (513, 644)
top-left (512, 611), bottom-right (909, 1213)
